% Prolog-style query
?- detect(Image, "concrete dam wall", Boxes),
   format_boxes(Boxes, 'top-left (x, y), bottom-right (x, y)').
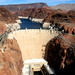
top-left (8, 29), bottom-right (58, 61)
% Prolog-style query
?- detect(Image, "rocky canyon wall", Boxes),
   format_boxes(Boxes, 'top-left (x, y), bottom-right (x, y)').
top-left (0, 38), bottom-right (23, 75)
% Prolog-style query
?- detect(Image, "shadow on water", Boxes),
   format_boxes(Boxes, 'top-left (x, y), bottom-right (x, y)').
top-left (20, 19), bottom-right (42, 29)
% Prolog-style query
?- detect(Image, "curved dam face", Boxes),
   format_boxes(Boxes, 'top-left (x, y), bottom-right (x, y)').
top-left (8, 29), bottom-right (58, 61)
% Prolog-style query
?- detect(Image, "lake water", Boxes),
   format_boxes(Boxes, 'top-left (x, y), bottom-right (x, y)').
top-left (20, 19), bottom-right (42, 29)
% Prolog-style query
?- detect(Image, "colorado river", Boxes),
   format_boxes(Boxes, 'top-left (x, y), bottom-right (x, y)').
top-left (20, 19), bottom-right (42, 29)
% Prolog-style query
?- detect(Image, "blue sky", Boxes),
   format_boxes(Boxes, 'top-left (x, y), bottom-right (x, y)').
top-left (0, 0), bottom-right (75, 6)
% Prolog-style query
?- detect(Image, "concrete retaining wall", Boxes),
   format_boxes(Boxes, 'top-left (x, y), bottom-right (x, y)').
top-left (43, 22), bottom-right (51, 28)
top-left (16, 20), bottom-right (22, 24)
top-left (18, 16), bottom-right (28, 19)
top-left (32, 18), bottom-right (44, 23)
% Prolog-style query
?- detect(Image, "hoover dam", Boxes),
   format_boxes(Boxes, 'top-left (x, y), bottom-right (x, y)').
top-left (7, 18), bottom-right (59, 61)
top-left (0, 2), bottom-right (75, 75)
top-left (8, 29), bottom-right (58, 61)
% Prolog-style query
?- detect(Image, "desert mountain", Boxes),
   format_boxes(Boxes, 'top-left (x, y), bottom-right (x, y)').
top-left (51, 4), bottom-right (75, 11)
top-left (0, 3), bottom-right (48, 12)
top-left (0, 7), bottom-right (17, 23)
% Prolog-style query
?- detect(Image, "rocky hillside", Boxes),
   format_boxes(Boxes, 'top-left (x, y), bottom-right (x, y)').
top-left (51, 4), bottom-right (75, 11)
top-left (0, 7), bottom-right (17, 23)
top-left (43, 9), bottom-right (67, 22)
top-left (0, 22), bottom-right (7, 35)
top-left (45, 34), bottom-right (75, 74)
top-left (16, 6), bottom-right (75, 35)
top-left (14, 7), bottom-right (54, 18)
top-left (18, 7), bottom-right (75, 35)
top-left (28, 7), bottom-right (54, 19)
top-left (42, 9), bottom-right (75, 34)
top-left (1, 3), bottom-right (48, 12)
top-left (0, 38), bottom-right (23, 75)
top-left (0, 7), bottom-right (23, 75)
top-left (14, 8), bottom-right (33, 17)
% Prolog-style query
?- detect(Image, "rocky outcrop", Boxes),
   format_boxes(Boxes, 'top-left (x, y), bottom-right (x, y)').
top-left (0, 38), bottom-right (23, 75)
top-left (16, 7), bottom-right (75, 35)
top-left (0, 22), bottom-right (7, 35)
top-left (44, 10), bottom-right (68, 23)
top-left (17, 8), bottom-right (75, 34)
top-left (0, 7), bottom-right (17, 23)
top-left (55, 22), bottom-right (75, 34)
top-left (63, 23), bottom-right (75, 34)
top-left (67, 10), bottom-right (75, 23)
top-left (45, 34), bottom-right (75, 74)
top-left (15, 7), bottom-right (54, 21)
top-left (43, 9), bottom-right (75, 34)
top-left (29, 7), bottom-right (54, 19)
top-left (43, 9), bottom-right (75, 23)
top-left (15, 8), bottom-right (33, 17)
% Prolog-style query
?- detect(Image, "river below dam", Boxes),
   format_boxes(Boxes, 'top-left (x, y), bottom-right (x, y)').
top-left (20, 19), bottom-right (42, 29)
